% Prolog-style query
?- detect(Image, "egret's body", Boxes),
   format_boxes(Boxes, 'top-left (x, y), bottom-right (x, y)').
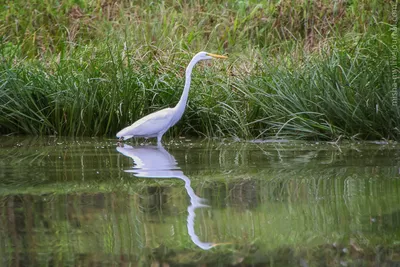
top-left (116, 107), bottom-right (175, 141)
top-left (116, 51), bottom-right (227, 144)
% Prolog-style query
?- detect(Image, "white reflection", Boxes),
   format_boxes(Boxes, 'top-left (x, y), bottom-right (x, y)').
top-left (116, 144), bottom-right (217, 250)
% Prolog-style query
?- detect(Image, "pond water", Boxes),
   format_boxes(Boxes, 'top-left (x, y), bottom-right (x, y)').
top-left (1, 137), bottom-right (400, 266)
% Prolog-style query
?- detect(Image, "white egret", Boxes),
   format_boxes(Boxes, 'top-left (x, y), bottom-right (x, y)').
top-left (116, 51), bottom-right (227, 145)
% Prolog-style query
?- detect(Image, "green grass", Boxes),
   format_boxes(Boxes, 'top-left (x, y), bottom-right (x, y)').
top-left (0, 0), bottom-right (398, 140)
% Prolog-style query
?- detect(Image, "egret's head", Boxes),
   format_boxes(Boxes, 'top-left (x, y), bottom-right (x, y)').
top-left (195, 51), bottom-right (228, 61)
top-left (199, 242), bottom-right (232, 250)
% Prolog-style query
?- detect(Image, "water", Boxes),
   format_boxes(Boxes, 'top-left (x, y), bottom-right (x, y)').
top-left (1, 137), bottom-right (400, 266)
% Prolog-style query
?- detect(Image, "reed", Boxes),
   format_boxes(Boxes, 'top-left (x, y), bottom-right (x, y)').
top-left (0, 0), bottom-right (397, 140)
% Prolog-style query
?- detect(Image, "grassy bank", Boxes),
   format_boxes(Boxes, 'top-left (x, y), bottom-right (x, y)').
top-left (0, 0), bottom-right (398, 140)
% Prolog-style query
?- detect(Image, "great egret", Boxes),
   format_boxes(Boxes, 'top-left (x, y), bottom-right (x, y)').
top-left (116, 51), bottom-right (227, 145)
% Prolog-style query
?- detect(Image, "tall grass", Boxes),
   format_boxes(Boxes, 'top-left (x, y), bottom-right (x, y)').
top-left (0, 0), bottom-right (398, 140)
top-left (231, 36), bottom-right (400, 140)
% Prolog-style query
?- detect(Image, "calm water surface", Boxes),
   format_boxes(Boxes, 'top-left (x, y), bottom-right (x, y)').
top-left (1, 137), bottom-right (400, 266)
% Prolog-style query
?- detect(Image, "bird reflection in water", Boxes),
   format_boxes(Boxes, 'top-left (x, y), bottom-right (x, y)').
top-left (116, 144), bottom-right (226, 250)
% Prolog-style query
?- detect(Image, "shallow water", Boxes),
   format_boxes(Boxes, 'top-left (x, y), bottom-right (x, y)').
top-left (1, 137), bottom-right (400, 266)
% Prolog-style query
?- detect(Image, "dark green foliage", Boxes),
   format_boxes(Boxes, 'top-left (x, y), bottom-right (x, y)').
top-left (0, 0), bottom-right (398, 140)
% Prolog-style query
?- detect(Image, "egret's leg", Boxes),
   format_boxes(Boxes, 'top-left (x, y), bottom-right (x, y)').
top-left (157, 134), bottom-right (163, 146)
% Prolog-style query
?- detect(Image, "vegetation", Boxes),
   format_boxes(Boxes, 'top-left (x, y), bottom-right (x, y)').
top-left (0, 0), bottom-right (398, 140)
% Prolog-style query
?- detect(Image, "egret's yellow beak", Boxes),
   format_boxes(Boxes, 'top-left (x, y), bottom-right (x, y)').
top-left (211, 242), bottom-right (232, 247)
top-left (207, 53), bottom-right (228, 59)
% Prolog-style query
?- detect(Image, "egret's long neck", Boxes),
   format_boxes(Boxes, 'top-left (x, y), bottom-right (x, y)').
top-left (174, 58), bottom-right (199, 117)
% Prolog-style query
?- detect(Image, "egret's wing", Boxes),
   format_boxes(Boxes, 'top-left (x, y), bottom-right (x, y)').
top-left (117, 108), bottom-right (174, 138)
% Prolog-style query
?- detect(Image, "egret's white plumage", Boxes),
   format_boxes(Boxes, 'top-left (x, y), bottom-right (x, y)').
top-left (116, 51), bottom-right (227, 145)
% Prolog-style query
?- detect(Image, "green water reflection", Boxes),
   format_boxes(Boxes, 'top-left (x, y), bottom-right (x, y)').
top-left (0, 137), bottom-right (400, 266)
